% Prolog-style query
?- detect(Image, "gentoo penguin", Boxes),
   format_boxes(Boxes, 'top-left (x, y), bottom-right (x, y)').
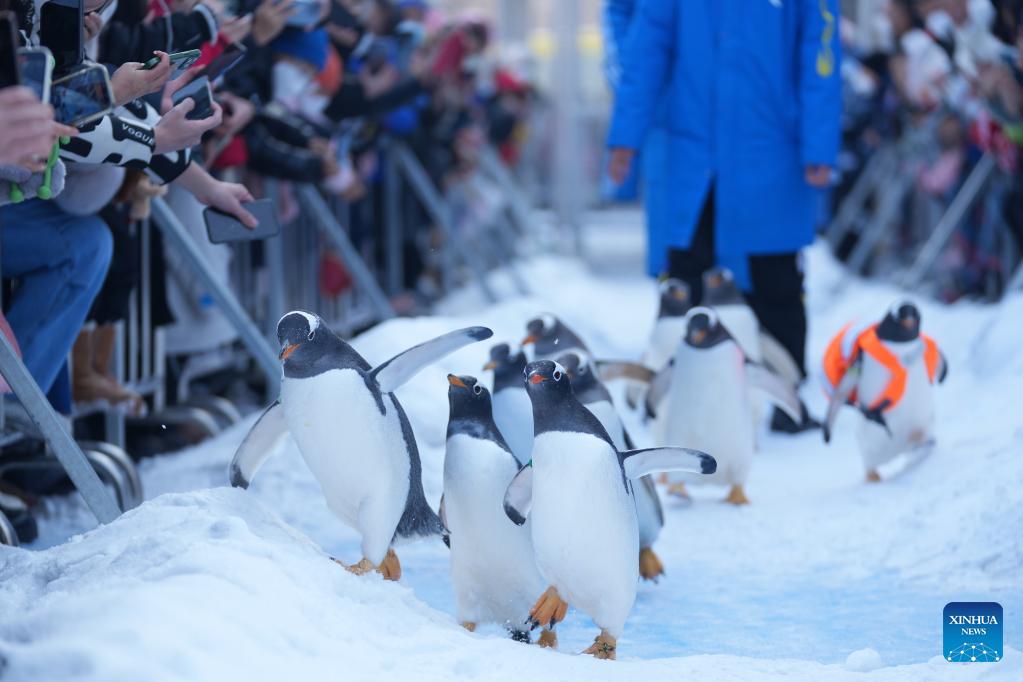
top-left (504, 360), bottom-right (716, 659)
top-left (626, 278), bottom-right (693, 410)
top-left (649, 308), bottom-right (800, 505)
top-left (822, 301), bottom-right (947, 482)
top-left (229, 311), bottom-right (493, 579)
top-left (704, 267), bottom-right (817, 434)
top-left (443, 374), bottom-right (555, 646)
top-left (521, 313), bottom-right (588, 360)
top-left (483, 343), bottom-right (532, 466)
top-left (557, 351), bottom-right (667, 582)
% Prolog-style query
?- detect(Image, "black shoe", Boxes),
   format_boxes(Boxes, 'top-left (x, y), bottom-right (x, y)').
top-left (769, 403), bottom-right (821, 434)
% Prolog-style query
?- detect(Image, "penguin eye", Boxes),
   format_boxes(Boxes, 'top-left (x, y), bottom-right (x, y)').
top-left (473, 384), bottom-right (482, 395)
top-left (307, 330), bottom-right (316, 341)
top-left (579, 365), bottom-right (588, 374)
top-left (553, 370), bottom-right (562, 381)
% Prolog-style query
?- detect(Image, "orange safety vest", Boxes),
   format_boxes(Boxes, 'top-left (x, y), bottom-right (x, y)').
top-left (823, 323), bottom-right (941, 411)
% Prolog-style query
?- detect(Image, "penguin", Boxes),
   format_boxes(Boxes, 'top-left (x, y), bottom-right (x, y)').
top-left (521, 313), bottom-right (588, 360)
top-left (443, 374), bottom-right (556, 647)
top-left (626, 278), bottom-right (693, 410)
top-left (822, 301), bottom-right (947, 482)
top-left (482, 343), bottom-right (532, 466)
top-left (557, 351), bottom-right (667, 582)
top-left (504, 360), bottom-right (716, 659)
top-left (229, 311), bottom-right (493, 579)
top-left (703, 267), bottom-right (817, 434)
top-left (649, 308), bottom-right (801, 505)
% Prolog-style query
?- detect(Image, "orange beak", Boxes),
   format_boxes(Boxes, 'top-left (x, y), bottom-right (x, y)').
top-left (447, 374), bottom-right (468, 388)
top-left (482, 360), bottom-right (498, 371)
top-left (280, 343), bottom-right (300, 361)
top-left (901, 317), bottom-right (915, 330)
top-left (691, 329), bottom-right (707, 344)
top-left (521, 334), bottom-right (538, 346)
top-left (529, 374), bottom-right (547, 385)
top-left (672, 290), bottom-right (688, 301)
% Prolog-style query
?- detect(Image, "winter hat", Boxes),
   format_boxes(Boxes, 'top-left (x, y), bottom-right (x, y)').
top-left (271, 28), bottom-right (330, 71)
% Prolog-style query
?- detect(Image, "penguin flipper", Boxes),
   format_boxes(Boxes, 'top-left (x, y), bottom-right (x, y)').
top-left (758, 330), bottom-right (804, 387)
top-left (744, 361), bottom-right (802, 421)
top-left (503, 463), bottom-right (533, 526)
top-left (371, 326), bottom-right (494, 393)
top-left (643, 364), bottom-right (673, 420)
top-left (595, 360), bottom-right (656, 384)
top-left (229, 400), bottom-right (288, 488)
top-left (823, 360), bottom-right (861, 444)
top-left (620, 447), bottom-right (717, 478)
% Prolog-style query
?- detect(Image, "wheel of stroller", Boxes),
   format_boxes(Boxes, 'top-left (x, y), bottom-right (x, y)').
top-left (181, 396), bottom-right (243, 429)
top-left (78, 441), bottom-right (143, 509)
top-left (0, 509), bottom-right (20, 547)
top-left (84, 450), bottom-right (133, 513)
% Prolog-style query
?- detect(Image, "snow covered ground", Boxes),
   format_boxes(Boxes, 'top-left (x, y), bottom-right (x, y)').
top-left (2, 212), bottom-right (1022, 681)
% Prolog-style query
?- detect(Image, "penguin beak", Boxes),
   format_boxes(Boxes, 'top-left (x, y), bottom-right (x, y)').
top-left (672, 290), bottom-right (688, 301)
top-left (528, 373), bottom-right (547, 385)
top-left (901, 317), bottom-right (916, 330)
top-left (482, 360), bottom-right (498, 371)
top-left (521, 334), bottom-right (538, 346)
top-left (447, 374), bottom-right (468, 389)
top-left (691, 329), bottom-right (707, 344)
top-left (280, 343), bottom-right (300, 361)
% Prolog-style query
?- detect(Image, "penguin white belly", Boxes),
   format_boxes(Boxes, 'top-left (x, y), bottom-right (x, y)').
top-left (856, 344), bottom-right (936, 470)
top-left (281, 369), bottom-right (410, 562)
top-left (530, 431), bottom-right (638, 638)
top-left (493, 387), bottom-right (533, 466)
top-left (585, 399), bottom-right (661, 548)
top-left (444, 434), bottom-right (544, 628)
top-left (663, 344), bottom-right (754, 487)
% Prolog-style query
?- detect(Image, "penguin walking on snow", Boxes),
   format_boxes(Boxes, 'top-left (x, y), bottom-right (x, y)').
top-left (521, 313), bottom-right (588, 360)
top-left (822, 301), bottom-right (947, 482)
top-left (626, 278), bottom-right (693, 410)
top-left (442, 374), bottom-right (556, 647)
top-left (557, 351), bottom-right (667, 582)
top-left (504, 360), bottom-right (716, 659)
top-left (647, 308), bottom-right (801, 505)
top-left (483, 343), bottom-right (532, 466)
top-left (230, 311), bottom-right (492, 580)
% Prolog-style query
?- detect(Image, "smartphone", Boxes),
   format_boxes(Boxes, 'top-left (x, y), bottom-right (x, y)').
top-left (51, 63), bottom-right (114, 127)
top-left (1, 11), bottom-right (19, 89)
top-left (286, 0), bottom-right (322, 27)
top-left (171, 75), bottom-right (214, 120)
top-left (16, 46), bottom-right (54, 104)
top-left (204, 199), bottom-right (279, 243)
top-left (39, 0), bottom-right (83, 76)
top-left (193, 43), bottom-right (246, 85)
top-left (142, 48), bottom-right (202, 77)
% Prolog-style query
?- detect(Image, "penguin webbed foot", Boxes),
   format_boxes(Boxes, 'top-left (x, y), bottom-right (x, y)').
top-left (376, 548), bottom-right (401, 581)
top-left (536, 628), bottom-right (558, 649)
top-left (582, 630), bottom-right (616, 660)
top-left (639, 547), bottom-right (665, 582)
top-left (724, 484), bottom-right (750, 505)
top-left (527, 586), bottom-right (569, 630)
top-left (337, 557), bottom-right (376, 575)
top-left (866, 469), bottom-right (882, 483)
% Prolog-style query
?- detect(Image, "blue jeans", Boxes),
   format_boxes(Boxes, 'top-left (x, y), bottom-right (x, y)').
top-left (1, 199), bottom-right (112, 395)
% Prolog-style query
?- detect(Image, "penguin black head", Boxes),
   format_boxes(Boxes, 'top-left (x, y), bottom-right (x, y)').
top-left (877, 300), bottom-right (922, 342)
top-left (447, 374), bottom-right (493, 422)
top-left (556, 351), bottom-right (597, 393)
top-left (522, 314), bottom-right (587, 356)
top-left (524, 360), bottom-right (572, 398)
top-left (658, 278), bottom-right (693, 318)
top-left (483, 343), bottom-right (527, 391)
top-left (276, 310), bottom-right (355, 377)
top-left (702, 267), bottom-right (744, 306)
top-left (684, 307), bottom-right (732, 349)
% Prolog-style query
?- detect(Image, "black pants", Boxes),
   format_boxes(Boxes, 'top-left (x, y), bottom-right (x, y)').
top-left (666, 187), bottom-right (808, 377)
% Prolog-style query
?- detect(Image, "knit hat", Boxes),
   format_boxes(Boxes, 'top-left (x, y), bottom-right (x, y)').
top-left (271, 28), bottom-right (330, 71)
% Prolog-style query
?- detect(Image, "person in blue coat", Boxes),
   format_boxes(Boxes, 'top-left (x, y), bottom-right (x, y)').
top-left (607, 0), bottom-right (842, 431)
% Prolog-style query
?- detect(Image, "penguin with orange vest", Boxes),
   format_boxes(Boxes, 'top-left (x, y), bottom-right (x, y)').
top-left (822, 301), bottom-right (948, 482)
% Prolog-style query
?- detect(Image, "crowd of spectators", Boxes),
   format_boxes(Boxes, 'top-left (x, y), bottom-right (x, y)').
top-left (835, 0), bottom-right (1023, 299)
top-left (0, 0), bottom-right (536, 423)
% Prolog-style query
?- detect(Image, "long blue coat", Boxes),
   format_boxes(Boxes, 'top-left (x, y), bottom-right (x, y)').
top-left (607, 0), bottom-right (843, 288)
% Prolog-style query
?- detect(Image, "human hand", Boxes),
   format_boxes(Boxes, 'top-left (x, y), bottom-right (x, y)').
top-left (219, 13), bottom-right (253, 44)
top-left (153, 100), bottom-right (223, 154)
top-left (84, 12), bottom-right (104, 42)
top-left (111, 52), bottom-right (172, 106)
top-left (804, 164), bottom-right (831, 188)
top-left (215, 93), bottom-right (256, 137)
top-left (0, 87), bottom-right (78, 171)
top-left (607, 147), bottom-right (635, 185)
top-left (252, 0), bottom-right (296, 46)
top-left (196, 178), bottom-right (257, 227)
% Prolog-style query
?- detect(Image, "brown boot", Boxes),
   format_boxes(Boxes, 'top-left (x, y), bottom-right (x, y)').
top-left (72, 328), bottom-right (117, 404)
top-left (92, 324), bottom-right (144, 414)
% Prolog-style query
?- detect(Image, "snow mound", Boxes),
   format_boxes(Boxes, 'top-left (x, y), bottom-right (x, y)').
top-left (2, 488), bottom-right (1020, 681)
top-left (845, 648), bottom-right (884, 672)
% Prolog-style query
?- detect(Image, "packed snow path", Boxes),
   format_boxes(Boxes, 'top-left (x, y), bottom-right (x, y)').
top-left (2, 234), bottom-right (1021, 680)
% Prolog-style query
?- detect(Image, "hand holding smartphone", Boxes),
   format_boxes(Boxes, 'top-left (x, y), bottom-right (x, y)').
top-left (141, 49), bottom-right (200, 79)
top-left (51, 64), bottom-right (114, 127)
top-left (171, 75), bottom-right (215, 121)
top-left (204, 198), bottom-right (279, 243)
